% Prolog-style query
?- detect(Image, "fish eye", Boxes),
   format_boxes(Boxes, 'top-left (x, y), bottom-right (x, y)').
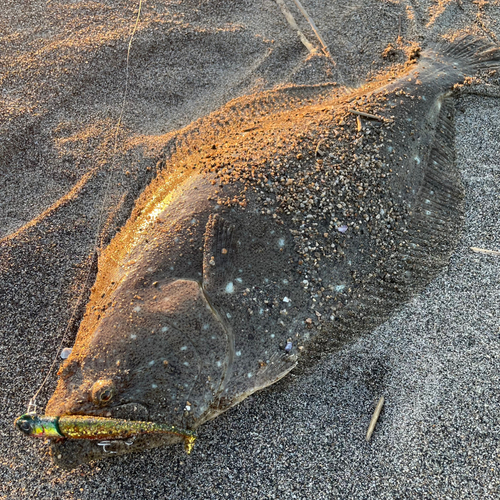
top-left (99, 390), bottom-right (113, 402)
top-left (91, 379), bottom-right (115, 407)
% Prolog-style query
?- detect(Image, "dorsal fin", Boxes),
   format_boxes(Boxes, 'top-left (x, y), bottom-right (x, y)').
top-left (307, 95), bottom-right (464, 357)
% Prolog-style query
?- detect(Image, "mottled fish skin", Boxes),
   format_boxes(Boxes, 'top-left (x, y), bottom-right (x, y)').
top-left (45, 36), bottom-right (499, 467)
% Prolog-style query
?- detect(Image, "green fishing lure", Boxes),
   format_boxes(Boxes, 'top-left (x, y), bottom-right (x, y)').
top-left (15, 414), bottom-right (197, 453)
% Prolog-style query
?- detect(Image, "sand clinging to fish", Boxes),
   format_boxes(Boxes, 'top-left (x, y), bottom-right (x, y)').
top-left (16, 34), bottom-right (500, 468)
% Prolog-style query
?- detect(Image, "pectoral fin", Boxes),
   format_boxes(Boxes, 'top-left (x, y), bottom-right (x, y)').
top-left (202, 214), bottom-right (237, 293)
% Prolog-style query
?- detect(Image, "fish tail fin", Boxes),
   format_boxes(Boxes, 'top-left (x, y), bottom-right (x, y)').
top-left (431, 34), bottom-right (500, 74)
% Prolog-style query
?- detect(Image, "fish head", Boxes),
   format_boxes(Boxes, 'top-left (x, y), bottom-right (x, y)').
top-left (46, 278), bottom-right (233, 429)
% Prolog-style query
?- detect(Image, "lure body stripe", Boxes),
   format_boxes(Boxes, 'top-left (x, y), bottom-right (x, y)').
top-left (15, 414), bottom-right (197, 452)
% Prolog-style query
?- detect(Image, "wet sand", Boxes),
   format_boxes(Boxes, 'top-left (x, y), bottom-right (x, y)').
top-left (1, 1), bottom-right (499, 498)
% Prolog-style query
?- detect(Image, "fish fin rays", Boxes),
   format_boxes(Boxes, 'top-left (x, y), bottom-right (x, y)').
top-left (211, 353), bottom-right (297, 417)
top-left (437, 34), bottom-right (500, 73)
top-left (202, 214), bottom-right (237, 293)
top-left (422, 34), bottom-right (500, 80)
top-left (306, 96), bottom-right (464, 357)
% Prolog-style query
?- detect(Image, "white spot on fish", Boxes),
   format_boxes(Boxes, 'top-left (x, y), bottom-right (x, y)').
top-left (148, 267), bottom-right (154, 272)
top-left (130, 334), bottom-right (137, 339)
top-left (282, 279), bottom-right (289, 284)
top-left (247, 372), bottom-right (253, 378)
top-left (259, 308), bottom-right (264, 315)
top-left (185, 405), bottom-right (191, 411)
top-left (414, 156), bottom-right (421, 164)
top-left (180, 346), bottom-right (188, 351)
top-left (236, 278), bottom-right (243, 283)
top-left (278, 238), bottom-right (285, 247)
top-left (152, 384), bottom-right (158, 389)
top-left (133, 306), bottom-right (141, 312)
top-left (425, 199), bottom-right (431, 204)
top-left (335, 285), bottom-right (346, 292)
top-left (60, 348), bottom-right (72, 359)
top-left (161, 326), bottom-right (169, 332)
top-left (225, 282), bottom-right (234, 293)
top-left (236, 351), bottom-right (242, 356)
top-left (217, 361), bottom-right (222, 367)
top-left (191, 218), bottom-right (197, 224)
top-left (203, 324), bottom-right (209, 330)
top-left (270, 333), bottom-right (275, 339)
top-left (387, 146), bottom-right (393, 153)
top-left (183, 362), bottom-right (190, 366)
top-left (148, 360), bottom-right (155, 366)
top-left (226, 312), bottom-right (232, 319)
top-left (283, 297), bottom-right (290, 303)
top-left (425, 210), bottom-right (432, 215)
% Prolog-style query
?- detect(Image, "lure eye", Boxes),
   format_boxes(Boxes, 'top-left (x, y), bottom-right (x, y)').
top-left (16, 416), bottom-right (33, 434)
top-left (91, 379), bottom-right (115, 407)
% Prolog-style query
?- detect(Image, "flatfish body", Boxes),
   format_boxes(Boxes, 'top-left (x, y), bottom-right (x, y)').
top-left (44, 36), bottom-right (499, 467)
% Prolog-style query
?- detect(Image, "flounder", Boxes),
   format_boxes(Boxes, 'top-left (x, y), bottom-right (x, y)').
top-left (19, 35), bottom-right (500, 468)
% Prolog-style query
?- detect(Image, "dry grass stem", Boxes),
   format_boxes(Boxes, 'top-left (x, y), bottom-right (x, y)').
top-left (366, 396), bottom-right (385, 441)
top-left (275, 0), bottom-right (316, 54)
top-left (348, 109), bottom-right (385, 121)
top-left (470, 247), bottom-right (500, 256)
top-left (292, 0), bottom-right (332, 58)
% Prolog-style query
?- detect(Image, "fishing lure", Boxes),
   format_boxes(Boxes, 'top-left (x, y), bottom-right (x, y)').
top-left (15, 414), bottom-right (197, 453)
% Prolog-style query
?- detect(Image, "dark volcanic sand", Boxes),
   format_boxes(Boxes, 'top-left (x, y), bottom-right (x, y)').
top-left (1, 1), bottom-right (499, 498)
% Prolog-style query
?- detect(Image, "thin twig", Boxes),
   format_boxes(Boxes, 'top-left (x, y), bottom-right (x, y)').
top-left (275, 0), bottom-right (316, 54)
top-left (366, 396), bottom-right (384, 441)
top-left (348, 109), bottom-right (385, 121)
top-left (292, 0), bottom-right (331, 58)
top-left (470, 247), bottom-right (500, 256)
